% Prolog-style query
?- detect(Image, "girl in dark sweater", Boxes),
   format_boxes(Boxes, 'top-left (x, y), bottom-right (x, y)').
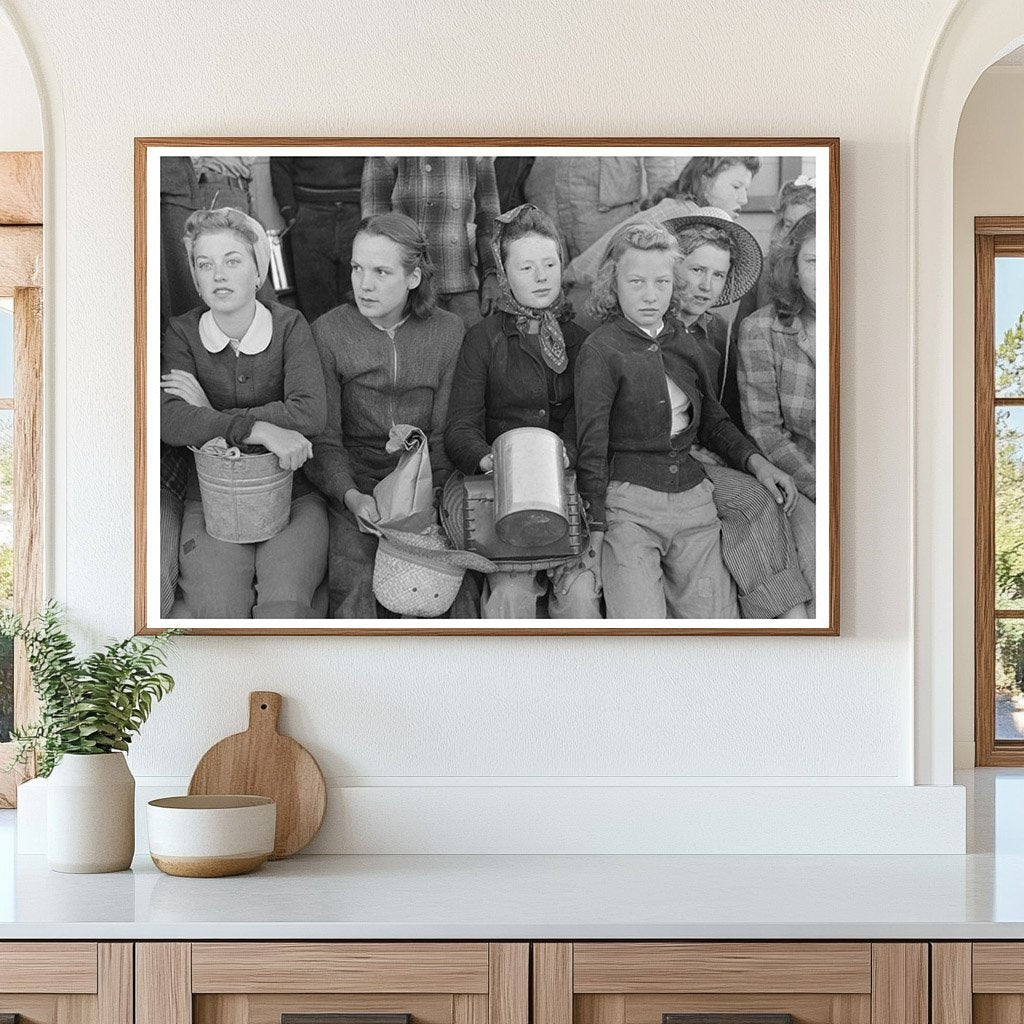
top-left (305, 212), bottom-right (466, 618)
top-left (445, 204), bottom-right (601, 618)
top-left (160, 207), bottom-right (328, 619)
top-left (574, 220), bottom-right (796, 619)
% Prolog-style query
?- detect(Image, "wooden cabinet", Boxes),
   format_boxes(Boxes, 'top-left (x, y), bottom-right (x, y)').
top-left (532, 943), bottom-right (928, 1024)
top-left (0, 938), bottom-right (946, 1024)
top-left (931, 943), bottom-right (1024, 1024)
top-left (135, 944), bottom-right (528, 1024)
top-left (0, 943), bottom-right (132, 1024)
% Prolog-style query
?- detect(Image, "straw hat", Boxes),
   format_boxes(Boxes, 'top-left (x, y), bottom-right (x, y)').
top-left (661, 208), bottom-right (763, 306)
top-left (373, 525), bottom-right (465, 617)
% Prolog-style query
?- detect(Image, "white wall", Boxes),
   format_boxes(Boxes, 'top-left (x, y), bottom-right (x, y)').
top-left (952, 65), bottom-right (1024, 767)
top-left (0, 7), bottom-right (40, 152)
top-left (0, 0), bottom-right (979, 852)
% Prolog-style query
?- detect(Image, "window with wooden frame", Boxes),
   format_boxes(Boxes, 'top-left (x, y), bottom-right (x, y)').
top-left (976, 217), bottom-right (1024, 764)
top-left (0, 151), bottom-right (44, 806)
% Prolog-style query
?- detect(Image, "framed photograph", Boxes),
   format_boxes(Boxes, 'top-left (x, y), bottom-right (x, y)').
top-left (135, 137), bottom-right (838, 636)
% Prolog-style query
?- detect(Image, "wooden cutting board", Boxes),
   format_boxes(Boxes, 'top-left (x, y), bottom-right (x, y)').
top-left (188, 691), bottom-right (326, 859)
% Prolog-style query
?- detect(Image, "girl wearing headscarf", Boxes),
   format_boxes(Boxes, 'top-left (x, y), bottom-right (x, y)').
top-left (445, 204), bottom-right (602, 618)
top-left (160, 206), bottom-right (328, 619)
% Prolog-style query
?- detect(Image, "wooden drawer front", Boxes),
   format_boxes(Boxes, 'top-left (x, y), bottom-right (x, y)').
top-left (572, 944), bottom-right (873, 995)
top-left (191, 943), bottom-right (491, 995)
top-left (973, 944), bottom-right (1024, 992)
top-left (0, 942), bottom-right (98, 993)
top-left (970, 944), bottom-right (1024, 1024)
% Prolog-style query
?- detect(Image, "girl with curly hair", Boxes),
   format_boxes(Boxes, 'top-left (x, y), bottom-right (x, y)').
top-left (574, 220), bottom-right (796, 619)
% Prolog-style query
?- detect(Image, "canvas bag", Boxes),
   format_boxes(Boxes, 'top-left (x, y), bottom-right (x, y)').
top-left (359, 425), bottom-right (497, 616)
top-left (368, 424), bottom-right (435, 526)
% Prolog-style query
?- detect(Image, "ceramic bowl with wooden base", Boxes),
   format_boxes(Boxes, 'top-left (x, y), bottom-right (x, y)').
top-left (147, 795), bottom-right (276, 877)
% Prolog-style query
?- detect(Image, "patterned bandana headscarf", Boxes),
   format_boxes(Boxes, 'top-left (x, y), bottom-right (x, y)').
top-left (491, 204), bottom-right (572, 375)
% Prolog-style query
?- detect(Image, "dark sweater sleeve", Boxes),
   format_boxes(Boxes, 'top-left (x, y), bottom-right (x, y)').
top-left (160, 322), bottom-right (255, 448)
top-left (560, 402), bottom-right (579, 469)
top-left (444, 323), bottom-right (493, 475)
top-left (218, 314), bottom-right (327, 437)
top-left (304, 324), bottom-right (358, 504)
top-left (697, 387), bottom-right (761, 472)
top-left (270, 157), bottom-right (296, 221)
top-left (428, 322), bottom-right (463, 487)
top-left (559, 327), bottom-right (585, 467)
top-left (573, 339), bottom-right (617, 531)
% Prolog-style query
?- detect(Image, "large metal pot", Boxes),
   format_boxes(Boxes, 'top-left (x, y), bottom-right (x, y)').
top-left (492, 427), bottom-right (569, 547)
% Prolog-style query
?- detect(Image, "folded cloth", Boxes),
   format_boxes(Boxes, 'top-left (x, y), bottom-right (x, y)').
top-left (198, 436), bottom-right (242, 459)
top-left (385, 423), bottom-right (428, 455)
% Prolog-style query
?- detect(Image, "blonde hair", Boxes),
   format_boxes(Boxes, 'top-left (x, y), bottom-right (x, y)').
top-left (586, 221), bottom-right (685, 323)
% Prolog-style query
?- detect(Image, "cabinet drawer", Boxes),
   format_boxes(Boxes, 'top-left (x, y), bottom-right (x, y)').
top-left (938, 942), bottom-right (1024, 1024)
top-left (534, 943), bottom-right (925, 1024)
top-left (0, 943), bottom-right (130, 1024)
top-left (139, 942), bottom-right (528, 1024)
top-left (0, 942), bottom-right (98, 993)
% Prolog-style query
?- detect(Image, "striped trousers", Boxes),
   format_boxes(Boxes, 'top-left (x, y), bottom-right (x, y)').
top-left (703, 464), bottom-right (813, 618)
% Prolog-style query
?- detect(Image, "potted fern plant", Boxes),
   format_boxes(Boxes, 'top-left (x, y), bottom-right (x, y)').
top-left (2, 602), bottom-right (179, 873)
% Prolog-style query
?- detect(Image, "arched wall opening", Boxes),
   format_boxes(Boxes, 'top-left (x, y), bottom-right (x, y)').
top-left (952, 45), bottom-right (1024, 768)
top-left (914, 1), bottom-right (1024, 784)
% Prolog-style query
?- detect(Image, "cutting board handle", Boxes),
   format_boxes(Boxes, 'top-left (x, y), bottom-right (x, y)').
top-left (248, 691), bottom-right (282, 734)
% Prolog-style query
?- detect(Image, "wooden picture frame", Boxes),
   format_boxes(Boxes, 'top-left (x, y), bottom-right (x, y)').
top-left (135, 138), bottom-right (839, 636)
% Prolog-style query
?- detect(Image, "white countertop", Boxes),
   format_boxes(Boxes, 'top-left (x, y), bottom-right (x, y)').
top-left (0, 849), bottom-right (1020, 941)
top-left (1, 768), bottom-right (1022, 941)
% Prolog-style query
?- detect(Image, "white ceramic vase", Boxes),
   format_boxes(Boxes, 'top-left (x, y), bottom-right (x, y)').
top-left (46, 752), bottom-right (135, 873)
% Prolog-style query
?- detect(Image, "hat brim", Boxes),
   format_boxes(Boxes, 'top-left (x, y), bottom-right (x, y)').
top-left (662, 215), bottom-right (764, 306)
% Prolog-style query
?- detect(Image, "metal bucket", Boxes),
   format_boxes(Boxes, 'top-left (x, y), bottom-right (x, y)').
top-left (492, 427), bottom-right (569, 547)
top-left (191, 447), bottom-right (293, 544)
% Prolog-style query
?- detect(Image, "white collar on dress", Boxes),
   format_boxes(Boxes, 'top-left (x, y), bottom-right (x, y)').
top-left (199, 302), bottom-right (273, 355)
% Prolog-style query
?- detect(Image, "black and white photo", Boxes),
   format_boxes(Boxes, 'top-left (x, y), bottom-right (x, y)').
top-left (136, 140), bottom-right (838, 634)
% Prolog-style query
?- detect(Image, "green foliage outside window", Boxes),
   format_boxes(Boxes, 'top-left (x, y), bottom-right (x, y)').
top-left (996, 312), bottom-right (1024, 694)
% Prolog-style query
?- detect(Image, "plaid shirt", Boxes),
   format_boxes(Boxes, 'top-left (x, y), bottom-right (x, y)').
top-left (737, 305), bottom-right (817, 500)
top-left (361, 156), bottom-right (500, 295)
